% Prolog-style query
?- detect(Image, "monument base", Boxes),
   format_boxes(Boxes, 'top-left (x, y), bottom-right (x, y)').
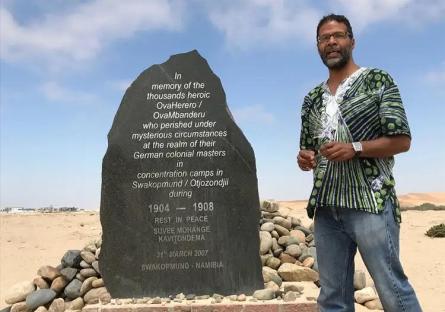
top-left (83, 301), bottom-right (318, 312)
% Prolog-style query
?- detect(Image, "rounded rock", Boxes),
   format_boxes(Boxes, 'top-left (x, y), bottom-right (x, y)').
top-left (264, 281), bottom-right (280, 292)
top-left (278, 263), bottom-right (319, 282)
top-left (299, 243), bottom-right (308, 252)
top-left (60, 268), bottom-right (77, 282)
top-left (50, 276), bottom-right (68, 293)
top-left (95, 247), bottom-right (101, 259)
top-left (354, 287), bottom-right (378, 304)
top-left (265, 257), bottom-right (281, 270)
top-left (259, 231), bottom-right (273, 254)
top-left (61, 250), bottom-right (82, 268)
top-left (25, 289), bottom-right (56, 310)
top-left (274, 224), bottom-right (290, 236)
top-left (92, 261), bottom-right (100, 274)
top-left (283, 291), bottom-right (300, 302)
top-left (277, 236), bottom-right (289, 246)
top-left (237, 294), bottom-right (246, 301)
top-left (33, 276), bottom-right (49, 289)
top-left (65, 297), bottom-right (84, 311)
top-left (260, 222), bottom-right (275, 232)
top-left (262, 267), bottom-right (282, 286)
top-left (79, 268), bottom-right (97, 278)
top-left (285, 236), bottom-right (301, 247)
top-left (10, 302), bottom-right (30, 312)
top-left (83, 243), bottom-right (97, 253)
top-left (354, 270), bottom-right (367, 290)
top-left (302, 257), bottom-right (315, 268)
top-left (79, 261), bottom-right (91, 269)
top-left (273, 217), bottom-right (292, 230)
top-left (294, 225), bottom-right (311, 236)
top-left (37, 266), bottom-right (60, 282)
top-left (94, 238), bottom-right (102, 248)
top-left (271, 238), bottom-right (279, 251)
top-left (283, 282), bottom-right (304, 293)
top-left (80, 277), bottom-right (97, 296)
top-left (99, 292), bottom-right (112, 304)
top-left (298, 247), bottom-right (313, 262)
top-left (272, 248), bottom-right (283, 257)
top-left (91, 278), bottom-right (104, 288)
top-left (75, 273), bottom-right (85, 282)
top-left (279, 253), bottom-right (297, 264)
top-left (270, 230), bottom-right (279, 239)
top-left (289, 230), bottom-right (306, 244)
top-left (80, 251), bottom-right (96, 264)
top-left (261, 200), bottom-right (279, 213)
top-left (260, 254), bottom-right (273, 266)
top-left (5, 281), bottom-right (36, 304)
top-left (364, 298), bottom-right (383, 310)
top-left (64, 279), bottom-right (82, 300)
top-left (253, 289), bottom-right (275, 300)
top-left (48, 298), bottom-right (65, 312)
top-left (83, 287), bottom-right (109, 304)
top-left (285, 244), bottom-right (302, 258)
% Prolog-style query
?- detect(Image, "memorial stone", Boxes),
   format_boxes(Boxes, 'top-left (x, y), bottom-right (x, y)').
top-left (100, 50), bottom-right (263, 298)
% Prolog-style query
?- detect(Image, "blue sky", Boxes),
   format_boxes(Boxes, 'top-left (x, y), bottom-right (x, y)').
top-left (1, 0), bottom-right (444, 210)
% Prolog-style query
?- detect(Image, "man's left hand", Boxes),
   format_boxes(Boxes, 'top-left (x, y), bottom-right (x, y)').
top-left (320, 142), bottom-right (355, 161)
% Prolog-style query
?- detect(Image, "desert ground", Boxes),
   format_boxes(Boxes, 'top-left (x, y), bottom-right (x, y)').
top-left (1, 192), bottom-right (444, 311)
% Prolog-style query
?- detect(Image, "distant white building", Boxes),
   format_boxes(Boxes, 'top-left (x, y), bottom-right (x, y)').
top-left (1, 206), bottom-right (81, 213)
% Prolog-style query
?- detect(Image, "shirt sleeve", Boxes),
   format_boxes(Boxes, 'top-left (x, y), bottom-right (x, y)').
top-left (300, 95), bottom-right (316, 150)
top-left (378, 72), bottom-right (411, 138)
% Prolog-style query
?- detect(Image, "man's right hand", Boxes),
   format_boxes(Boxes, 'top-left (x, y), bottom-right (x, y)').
top-left (297, 150), bottom-right (316, 171)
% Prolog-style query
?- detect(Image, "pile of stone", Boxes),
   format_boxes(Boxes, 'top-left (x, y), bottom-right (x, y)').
top-left (258, 200), bottom-right (319, 291)
top-left (3, 238), bottom-right (109, 312)
top-left (352, 270), bottom-right (383, 310)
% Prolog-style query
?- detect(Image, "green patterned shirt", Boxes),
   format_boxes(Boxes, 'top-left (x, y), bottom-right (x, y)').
top-left (300, 68), bottom-right (411, 222)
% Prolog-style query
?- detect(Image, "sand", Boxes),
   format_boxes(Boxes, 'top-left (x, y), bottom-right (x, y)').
top-left (0, 212), bottom-right (101, 308)
top-left (1, 194), bottom-right (444, 311)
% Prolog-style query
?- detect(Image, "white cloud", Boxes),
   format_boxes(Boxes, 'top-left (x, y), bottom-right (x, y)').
top-left (41, 81), bottom-right (98, 105)
top-left (232, 104), bottom-right (275, 124)
top-left (204, 0), bottom-right (321, 49)
top-left (1, 0), bottom-right (443, 63)
top-left (203, 0), bottom-right (444, 49)
top-left (0, 0), bottom-right (184, 63)
top-left (331, 0), bottom-right (445, 31)
top-left (330, 0), bottom-right (410, 31)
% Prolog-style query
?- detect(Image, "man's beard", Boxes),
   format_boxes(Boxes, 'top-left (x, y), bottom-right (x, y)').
top-left (319, 46), bottom-right (352, 70)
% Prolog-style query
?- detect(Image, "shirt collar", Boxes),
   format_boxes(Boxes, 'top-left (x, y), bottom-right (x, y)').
top-left (322, 67), bottom-right (367, 98)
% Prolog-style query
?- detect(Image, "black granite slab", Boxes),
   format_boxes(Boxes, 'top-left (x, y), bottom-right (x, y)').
top-left (100, 50), bottom-right (262, 298)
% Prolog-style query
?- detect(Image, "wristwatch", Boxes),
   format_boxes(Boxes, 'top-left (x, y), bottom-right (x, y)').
top-left (352, 142), bottom-right (363, 156)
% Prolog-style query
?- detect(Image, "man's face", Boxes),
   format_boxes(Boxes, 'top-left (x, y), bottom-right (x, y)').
top-left (317, 21), bottom-right (354, 70)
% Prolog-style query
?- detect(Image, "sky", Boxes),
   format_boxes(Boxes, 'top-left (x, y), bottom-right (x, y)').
top-left (1, 0), bottom-right (444, 210)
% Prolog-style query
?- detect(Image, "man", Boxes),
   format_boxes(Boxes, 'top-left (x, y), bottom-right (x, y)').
top-left (297, 14), bottom-right (422, 311)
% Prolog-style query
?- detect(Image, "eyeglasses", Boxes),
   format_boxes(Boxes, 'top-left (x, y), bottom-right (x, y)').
top-left (317, 31), bottom-right (350, 44)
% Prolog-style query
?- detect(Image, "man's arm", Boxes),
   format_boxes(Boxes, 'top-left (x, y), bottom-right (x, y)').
top-left (298, 95), bottom-right (317, 170)
top-left (320, 135), bottom-right (411, 161)
top-left (361, 135), bottom-right (410, 158)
